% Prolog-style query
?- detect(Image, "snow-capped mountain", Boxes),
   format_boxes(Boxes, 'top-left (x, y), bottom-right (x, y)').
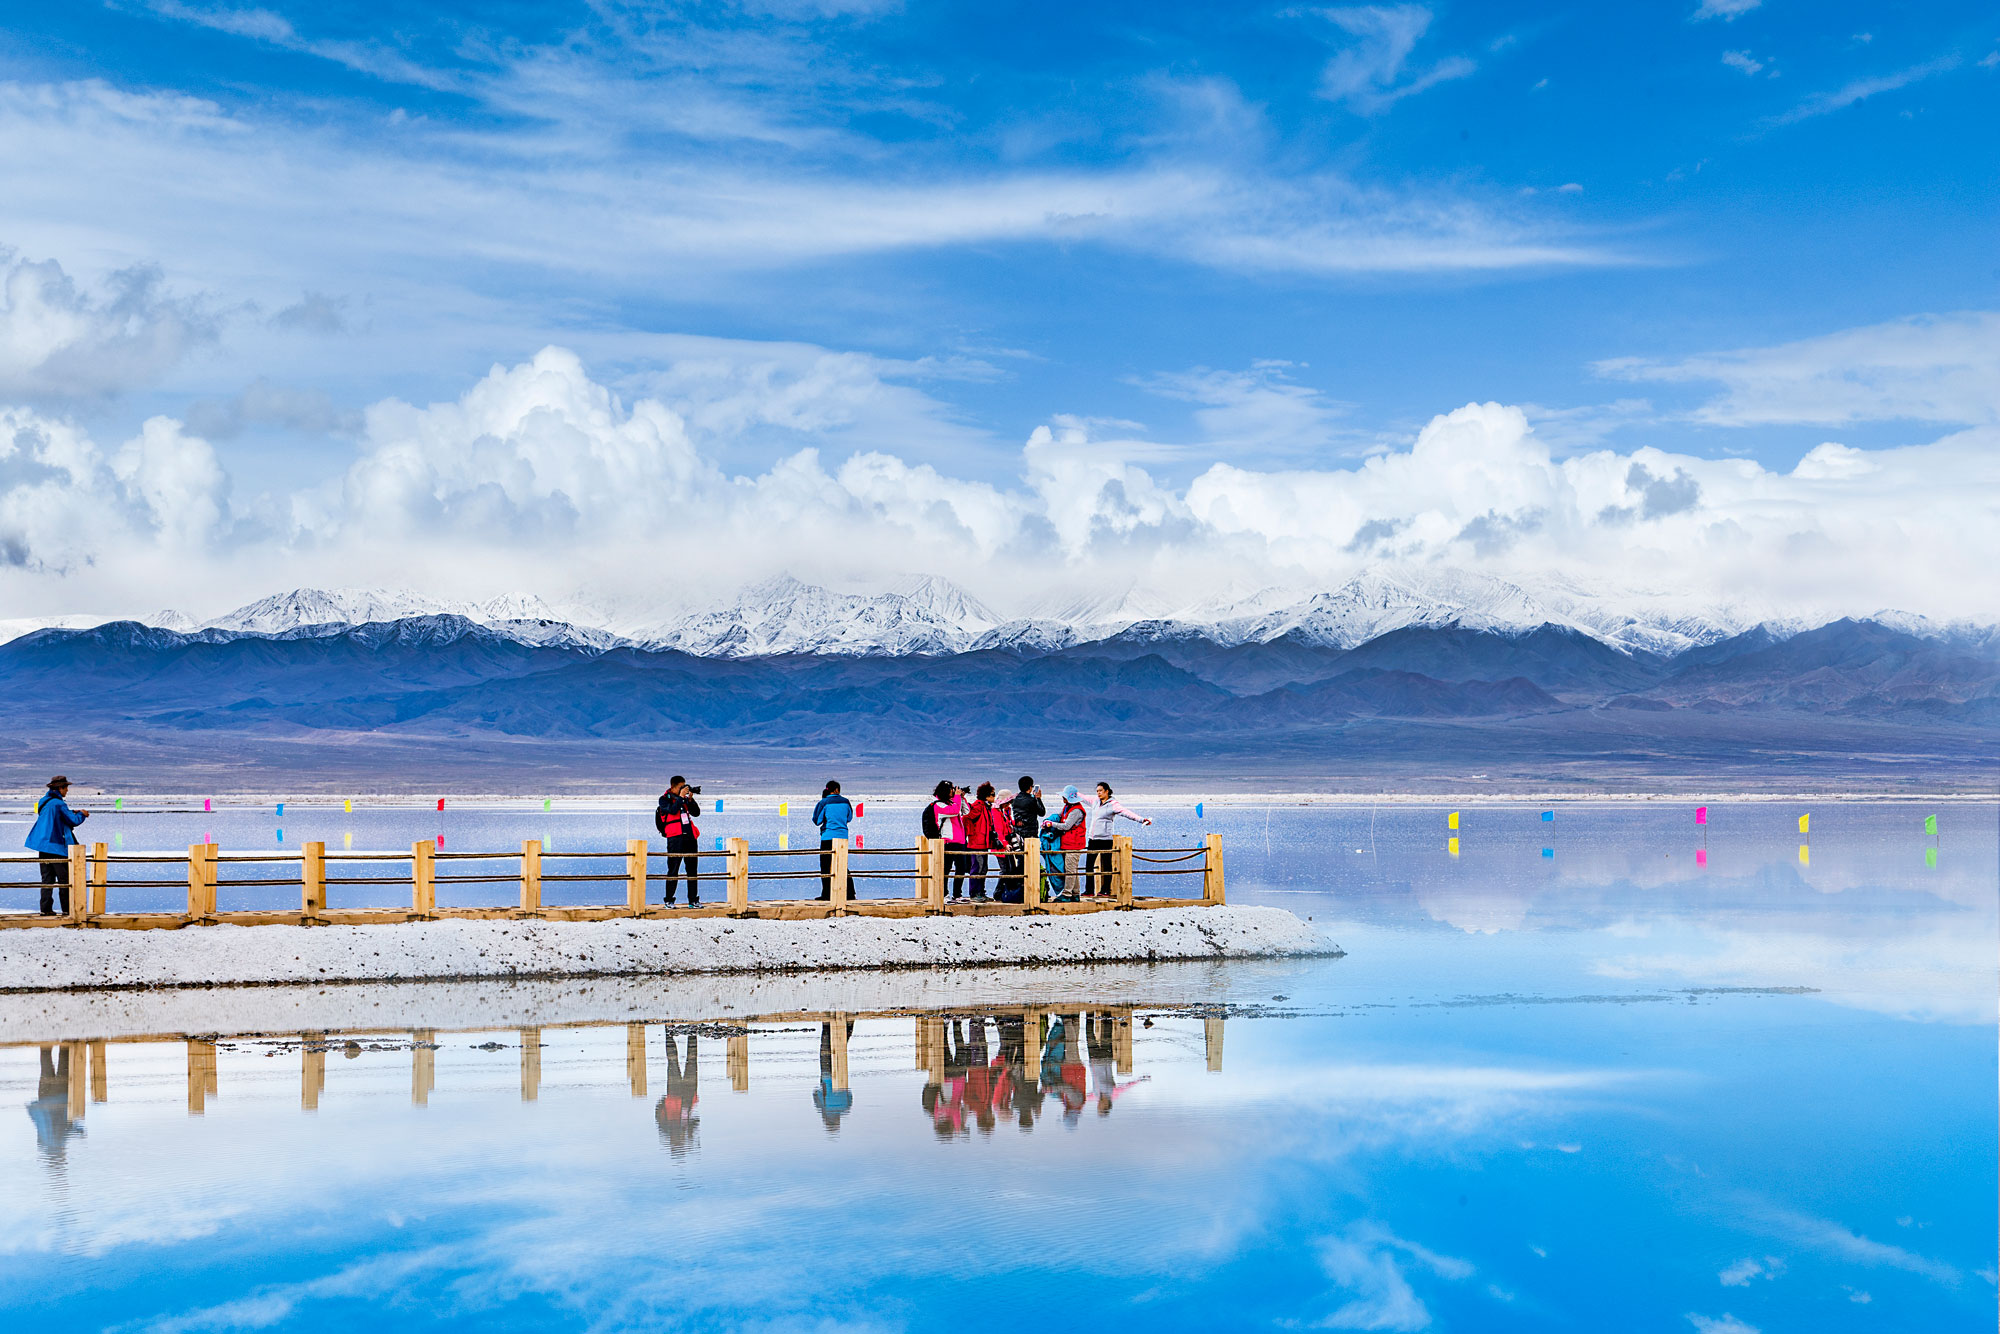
top-left (202, 588), bottom-right (565, 635)
top-left (635, 574), bottom-right (1002, 657)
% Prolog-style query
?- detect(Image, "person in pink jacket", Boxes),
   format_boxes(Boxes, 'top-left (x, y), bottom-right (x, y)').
top-left (928, 780), bottom-right (972, 899)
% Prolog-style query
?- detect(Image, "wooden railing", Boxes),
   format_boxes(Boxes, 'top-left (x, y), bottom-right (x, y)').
top-left (0, 833), bottom-right (1225, 929)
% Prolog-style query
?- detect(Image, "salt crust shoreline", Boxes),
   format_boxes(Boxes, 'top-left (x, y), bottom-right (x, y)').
top-left (6, 791), bottom-right (1981, 807)
top-left (0, 956), bottom-right (1322, 1045)
top-left (0, 906), bottom-right (1329, 1000)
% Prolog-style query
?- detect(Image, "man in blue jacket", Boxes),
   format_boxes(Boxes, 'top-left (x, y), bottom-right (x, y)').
top-left (26, 776), bottom-right (88, 916)
top-left (812, 780), bottom-right (857, 902)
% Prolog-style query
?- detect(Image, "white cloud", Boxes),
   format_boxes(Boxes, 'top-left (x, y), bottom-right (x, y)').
top-left (0, 249), bottom-right (218, 398)
top-left (1775, 55), bottom-right (1961, 124)
top-left (1314, 6), bottom-right (1477, 114)
top-left (1135, 362), bottom-right (1352, 453)
top-left (1313, 1223), bottom-right (1476, 1330)
top-left (1721, 51), bottom-right (1764, 77)
top-left (1687, 1316), bottom-right (1759, 1334)
top-left (1692, 0), bottom-right (1760, 21)
top-left (1596, 311), bottom-right (2000, 427)
top-left (0, 336), bottom-right (1996, 625)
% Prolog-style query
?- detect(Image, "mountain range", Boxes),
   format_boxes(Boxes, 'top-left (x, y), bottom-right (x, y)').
top-left (2, 588), bottom-right (1995, 789)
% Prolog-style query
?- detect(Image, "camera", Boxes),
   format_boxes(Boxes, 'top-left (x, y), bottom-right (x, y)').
top-left (685, 784), bottom-right (702, 795)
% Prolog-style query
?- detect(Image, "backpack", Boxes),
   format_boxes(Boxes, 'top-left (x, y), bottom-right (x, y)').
top-left (921, 802), bottom-right (941, 840)
top-left (656, 793), bottom-right (696, 841)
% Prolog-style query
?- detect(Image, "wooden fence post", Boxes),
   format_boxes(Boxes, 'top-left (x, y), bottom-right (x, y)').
top-left (519, 839), bottom-right (542, 913)
top-left (87, 842), bottom-right (107, 920)
top-left (185, 843), bottom-right (205, 923)
top-left (303, 842), bottom-right (326, 919)
top-left (830, 1013), bottom-right (850, 1090)
top-left (1113, 834), bottom-right (1134, 907)
top-left (65, 1040), bottom-right (85, 1121)
top-left (66, 845), bottom-right (87, 924)
top-left (1024, 836), bottom-right (1042, 907)
top-left (412, 840), bottom-right (435, 917)
top-left (204, 843), bottom-right (218, 917)
top-left (88, 1039), bottom-right (107, 1103)
top-left (1204, 1016), bottom-right (1225, 1072)
top-left (1113, 1008), bottom-right (1134, 1074)
top-left (1024, 1009), bottom-right (1042, 1074)
top-left (727, 837), bottom-right (750, 914)
top-left (830, 837), bottom-right (849, 915)
top-left (626, 839), bottom-right (648, 913)
top-left (1202, 832), bottom-right (1226, 905)
top-left (925, 836), bottom-right (946, 911)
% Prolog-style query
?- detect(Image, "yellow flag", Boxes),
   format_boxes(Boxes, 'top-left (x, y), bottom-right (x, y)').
top-left (1447, 836), bottom-right (1459, 856)
top-left (778, 831), bottom-right (789, 850)
top-left (1447, 811), bottom-right (1459, 830)
top-left (1797, 813), bottom-right (1809, 834)
top-left (345, 798), bottom-right (354, 814)
top-left (1798, 843), bottom-right (1809, 866)
top-left (779, 800), bottom-right (790, 816)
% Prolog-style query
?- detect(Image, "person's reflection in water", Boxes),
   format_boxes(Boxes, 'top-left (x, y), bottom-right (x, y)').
top-left (1047, 1014), bottom-right (1089, 1127)
top-left (25, 1045), bottom-right (83, 1162)
top-left (925, 1019), bottom-right (971, 1138)
top-left (653, 1030), bottom-right (700, 1157)
top-left (813, 1020), bottom-right (854, 1132)
top-left (995, 1016), bottom-right (1043, 1131)
top-left (1087, 1014), bottom-right (1148, 1115)
top-left (961, 1016), bottom-right (997, 1136)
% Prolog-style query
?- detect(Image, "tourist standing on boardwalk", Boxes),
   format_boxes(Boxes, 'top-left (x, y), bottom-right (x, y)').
top-left (928, 781), bottom-right (972, 899)
top-left (1085, 782), bottom-right (1151, 899)
top-left (961, 783), bottom-right (1003, 901)
top-left (1002, 777), bottom-right (1045, 898)
top-left (1042, 786), bottom-right (1087, 895)
top-left (655, 777), bottom-right (702, 907)
top-left (812, 780), bottom-right (857, 901)
top-left (26, 776), bottom-right (87, 916)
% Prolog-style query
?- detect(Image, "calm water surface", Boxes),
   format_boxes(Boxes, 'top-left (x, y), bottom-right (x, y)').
top-left (1, 801), bottom-right (1994, 1331)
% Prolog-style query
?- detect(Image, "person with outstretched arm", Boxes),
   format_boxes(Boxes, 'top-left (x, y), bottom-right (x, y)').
top-left (1085, 782), bottom-right (1151, 899)
top-left (812, 780), bottom-right (857, 902)
top-left (26, 776), bottom-right (88, 916)
top-left (655, 776), bottom-right (702, 907)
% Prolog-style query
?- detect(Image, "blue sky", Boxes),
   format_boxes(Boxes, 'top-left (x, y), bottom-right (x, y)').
top-left (0, 2), bottom-right (1995, 620)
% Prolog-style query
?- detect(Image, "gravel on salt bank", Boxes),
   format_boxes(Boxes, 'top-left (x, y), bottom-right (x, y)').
top-left (0, 906), bottom-right (1331, 994)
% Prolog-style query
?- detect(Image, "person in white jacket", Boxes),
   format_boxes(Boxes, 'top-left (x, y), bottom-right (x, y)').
top-left (1084, 783), bottom-right (1150, 899)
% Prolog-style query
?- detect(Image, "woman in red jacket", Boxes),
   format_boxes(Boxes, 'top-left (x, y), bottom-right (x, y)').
top-left (962, 782), bottom-right (1006, 901)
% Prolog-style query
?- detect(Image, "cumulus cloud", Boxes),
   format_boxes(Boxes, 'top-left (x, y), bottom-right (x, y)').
top-left (1597, 311), bottom-right (2000, 426)
top-left (0, 249), bottom-right (218, 398)
top-left (1692, 0), bottom-right (1759, 21)
top-left (0, 342), bottom-right (1995, 625)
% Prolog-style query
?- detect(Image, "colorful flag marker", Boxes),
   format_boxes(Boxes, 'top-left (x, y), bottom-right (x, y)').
top-left (1798, 844), bottom-right (1809, 866)
top-left (113, 832), bottom-right (123, 849)
top-left (715, 798), bottom-right (724, 812)
top-left (1447, 836), bottom-right (1459, 856)
top-left (1695, 806), bottom-right (1707, 825)
top-left (275, 802), bottom-right (283, 817)
top-left (779, 801), bottom-right (790, 816)
top-left (276, 828), bottom-right (284, 842)
top-left (436, 798), bottom-right (445, 812)
top-left (1541, 847), bottom-right (1554, 858)
top-left (1695, 848), bottom-right (1707, 868)
top-left (1924, 847), bottom-right (1937, 868)
top-left (114, 797), bottom-right (123, 811)
top-left (714, 836), bottom-right (724, 850)
top-left (778, 831), bottom-right (789, 850)
top-left (1196, 802), bottom-right (1205, 819)
top-left (854, 801), bottom-right (863, 818)
top-left (1924, 814), bottom-right (1937, 836)
top-left (1447, 811), bottom-right (1459, 830)
top-left (1541, 810), bottom-right (1554, 822)
top-left (345, 799), bottom-right (354, 814)
top-left (1797, 813), bottom-right (1809, 834)
top-left (437, 834), bottom-right (445, 849)
top-left (854, 833), bottom-right (864, 849)
top-left (203, 830), bottom-right (212, 844)
top-left (203, 797), bottom-right (212, 813)
top-left (343, 832), bottom-right (352, 848)
top-left (543, 798), bottom-right (552, 812)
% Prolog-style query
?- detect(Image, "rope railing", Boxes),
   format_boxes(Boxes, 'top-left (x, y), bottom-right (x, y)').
top-left (1, 831), bottom-right (1224, 926)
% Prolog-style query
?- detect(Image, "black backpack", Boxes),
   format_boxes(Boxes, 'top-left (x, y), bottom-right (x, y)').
top-left (921, 801), bottom-right (941, 840)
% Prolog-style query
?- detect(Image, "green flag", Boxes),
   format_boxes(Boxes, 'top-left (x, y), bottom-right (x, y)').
top-left (1924, 814), bottom-right (1937, 835)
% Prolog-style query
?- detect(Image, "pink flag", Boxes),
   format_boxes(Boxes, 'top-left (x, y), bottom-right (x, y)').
top-left (854, 833), bottom-right (864, 849)
top-left (1695, 806), bottom-right (1707, 824)
top-left (1696, 849), bottom-right (1707, 868)
top-left (203, 797), bottom-right (212, 813)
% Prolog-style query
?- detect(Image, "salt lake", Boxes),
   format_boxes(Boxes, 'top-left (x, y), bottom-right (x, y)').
top-left (2, 800), bottom-right (1994, 1330)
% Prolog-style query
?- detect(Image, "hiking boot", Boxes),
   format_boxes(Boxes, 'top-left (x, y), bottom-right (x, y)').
top-left (687, 894), bottom-right (701, 908)
top-left (662, 896), bottom-right (677, 907)
top-left (970, 891), bottom-right (988, 901)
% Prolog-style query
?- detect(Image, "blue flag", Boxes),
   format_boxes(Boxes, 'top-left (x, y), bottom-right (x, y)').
top-left (1541, 810), bottom-right (1554, 822)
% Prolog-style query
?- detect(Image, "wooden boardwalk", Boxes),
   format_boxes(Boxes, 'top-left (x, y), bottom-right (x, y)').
top-left (0, 833), bottom-right (1226, 929)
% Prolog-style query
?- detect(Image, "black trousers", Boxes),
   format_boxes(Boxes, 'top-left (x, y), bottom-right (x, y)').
top-left (664, 837), bottom-right (699, 902)
top-left (945, 844), bottom-right (970, 895)
top-left (964, 853), bottom-right (988, 896)
top-left (819, 838), bottom-right (858, 900)
top-left (997, 850), bottom-right (1023, 898)
top-left (1086, 838), bottom-right (1115, 897)
top-left (38, 858), bottom-right (68, 915)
